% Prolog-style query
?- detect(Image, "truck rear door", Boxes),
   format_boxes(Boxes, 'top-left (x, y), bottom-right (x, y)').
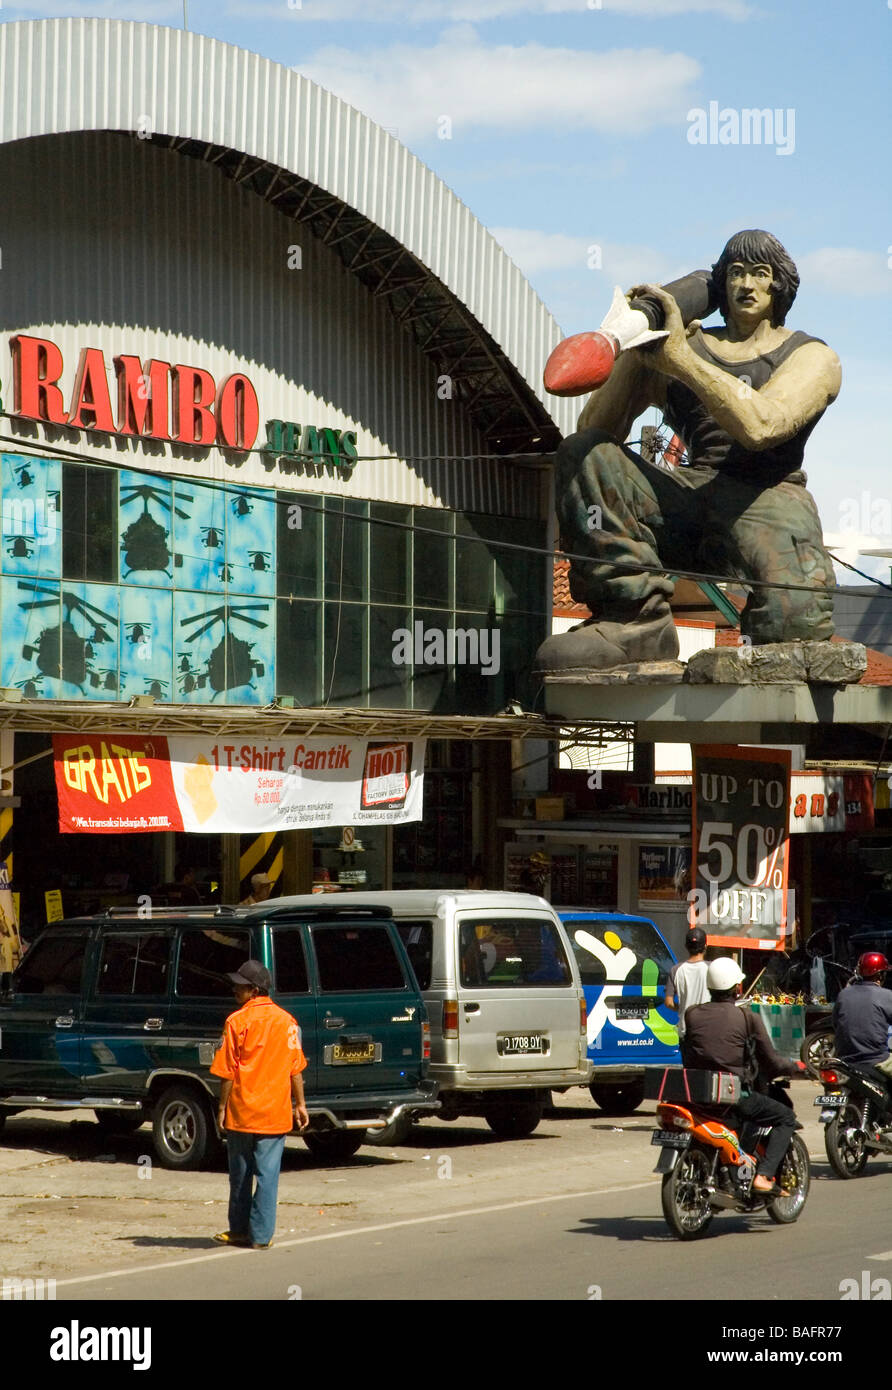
top-left (308, 918), bottom-right (423, 1097)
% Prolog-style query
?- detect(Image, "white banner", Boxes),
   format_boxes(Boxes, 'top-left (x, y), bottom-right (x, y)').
top-left (166, 736), bottom-right (426, 833)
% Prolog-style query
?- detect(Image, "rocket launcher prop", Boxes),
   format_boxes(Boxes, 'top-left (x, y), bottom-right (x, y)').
top-left (543, 270), bottom-right (716, 397)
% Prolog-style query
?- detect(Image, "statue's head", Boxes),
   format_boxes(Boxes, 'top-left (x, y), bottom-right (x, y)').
top-left (712, 229), bottom-right (799, 327)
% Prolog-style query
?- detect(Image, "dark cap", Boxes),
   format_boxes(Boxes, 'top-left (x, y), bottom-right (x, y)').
top-left (685, 927), bottom-right (707, 952)
top-left (226, 960), bottom-right (271, 992)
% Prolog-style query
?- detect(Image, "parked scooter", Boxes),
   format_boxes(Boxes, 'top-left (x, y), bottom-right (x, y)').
top-left (653, 1076), bottom-right (810, 1239)
top-left (817, 1058), bottom-right (892, 1178)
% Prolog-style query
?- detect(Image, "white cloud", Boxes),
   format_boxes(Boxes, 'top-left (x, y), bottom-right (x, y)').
top-left (798, 248), bottom-right (892, 298)
top-left (296, 28), bottom-right (700, 140)
top-left (490, 228), bottom-right (684, 286)
top-left (229, 0), bottom-right (752, 21)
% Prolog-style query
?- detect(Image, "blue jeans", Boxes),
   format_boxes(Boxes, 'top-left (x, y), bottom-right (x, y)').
top-left (226, 1131), bottom-right (287, 1246)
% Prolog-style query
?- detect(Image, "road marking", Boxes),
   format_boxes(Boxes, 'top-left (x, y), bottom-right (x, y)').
top-left (54, 1177), bottom-right (659, 1289)
top-left (867, 1251), bottom-right (892, 1260)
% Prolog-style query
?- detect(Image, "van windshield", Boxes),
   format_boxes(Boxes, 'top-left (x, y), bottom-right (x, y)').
top-left (566, 917), bottom-right (674, 988)
top-left (458, 917), bottom-right (571, 988)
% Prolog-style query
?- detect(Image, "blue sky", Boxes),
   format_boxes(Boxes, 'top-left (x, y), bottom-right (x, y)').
top-left (4, 0), bottom-right (891, 576)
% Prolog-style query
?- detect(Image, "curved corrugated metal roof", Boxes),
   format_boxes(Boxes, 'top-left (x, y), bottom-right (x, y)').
top-left (0, 17), bottom-right (577, 446)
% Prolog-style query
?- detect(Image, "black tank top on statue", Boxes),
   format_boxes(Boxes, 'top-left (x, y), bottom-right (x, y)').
top-left (662, 330), bottom-right (828, 485)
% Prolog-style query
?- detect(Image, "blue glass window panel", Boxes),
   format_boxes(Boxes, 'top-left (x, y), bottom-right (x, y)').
top-left (118, 469), bottom-right (176, 587)
top-left (172, 478), bottom-right (224, 594)
top-left (119, 588), bottom-right (174, 702)
top-left (1, 576), bottom-right (62, 697)
top-left (224, 487), bottom-right (276, 597)
top-left (1, 454), bottom-right (62, 579)
top-left (63, 583), bottom-right (120, 701)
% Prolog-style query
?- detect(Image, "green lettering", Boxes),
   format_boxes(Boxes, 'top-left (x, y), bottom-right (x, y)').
top-left (263, 418), bottom-right (284, 453)
top-left (303, 426), bottom-right (323, 469)
top-left (340, 430), bottom-right (358, 474)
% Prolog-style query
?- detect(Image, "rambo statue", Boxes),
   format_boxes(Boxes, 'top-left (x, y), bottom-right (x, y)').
top-left (535, 230), bottom-right (841, 673)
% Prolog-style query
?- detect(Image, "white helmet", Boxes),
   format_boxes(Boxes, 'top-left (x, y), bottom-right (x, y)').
top-left (707, 957), bottom-right (745, 992)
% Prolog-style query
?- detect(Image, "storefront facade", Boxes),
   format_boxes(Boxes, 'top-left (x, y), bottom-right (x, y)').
top-left (0, 17), bottom-right (575, 933)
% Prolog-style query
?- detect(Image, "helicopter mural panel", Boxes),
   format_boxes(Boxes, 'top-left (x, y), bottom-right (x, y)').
top-left (173, 478), bottom-right (226, 594)
top-left (1, 578), bottom-right (119, 698)
top-left (1, 454), bottom-right (62, 580)
top-left (118, 469), bottom-right (183, 588)
top-left (173, 592), bottom-right (275, 705)
top-left (224, 487), bottom-right (276, 598)
top-left (118, 587), bottom-right (174, 701)
top-left (65, 583), bottom-right (121, 699)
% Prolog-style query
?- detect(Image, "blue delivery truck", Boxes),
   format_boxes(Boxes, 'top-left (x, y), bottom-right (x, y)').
top-left (559, 910), bottom-right (682, 1115)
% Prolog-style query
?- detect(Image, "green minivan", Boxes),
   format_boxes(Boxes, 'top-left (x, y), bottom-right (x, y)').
top-left (0, 902), bottom-right (437, 1168)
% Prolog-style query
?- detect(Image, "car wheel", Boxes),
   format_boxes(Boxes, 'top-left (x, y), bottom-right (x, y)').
top-left (302, 1129), bottom-right (365, 1162)
top-left (589, 1080), bottom-right (645, 1115)
top-left (363, 1113), bottom-right (414, 1146)
top-left (152, 1086), bottom-right (218, 1170)
top-left (94, 1109), bottom-right (146, 1135)
top-left (484, 1099), bottom-right (543, 1139)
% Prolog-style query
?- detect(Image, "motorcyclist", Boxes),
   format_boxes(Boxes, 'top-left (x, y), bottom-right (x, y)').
top-left (683, 957), bottom-right (807, 1193)
top-left (832, 952), bottom-right (892, 1105)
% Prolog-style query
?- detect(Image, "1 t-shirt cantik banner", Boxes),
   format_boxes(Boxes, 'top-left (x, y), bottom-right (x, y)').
top-left (53, 735), bottom-right (426, 833)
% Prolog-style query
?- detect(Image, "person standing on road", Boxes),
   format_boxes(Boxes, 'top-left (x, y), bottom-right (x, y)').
top-left (664, 927), bottom-right (711, 1041)
top-left (211, 960), bottom-right (309, 1249)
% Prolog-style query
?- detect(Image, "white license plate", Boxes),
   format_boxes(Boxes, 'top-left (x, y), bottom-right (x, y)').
top-left (814, 1093), bottom-right (846, 1107)
top-left (498, 1034), bottom-right (548, 1055)
top-left (651, 1129), bottom-right (691, 1149)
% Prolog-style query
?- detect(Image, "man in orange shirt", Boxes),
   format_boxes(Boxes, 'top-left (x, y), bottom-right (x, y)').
top-left (211, 960), bottom-right (309, 1249)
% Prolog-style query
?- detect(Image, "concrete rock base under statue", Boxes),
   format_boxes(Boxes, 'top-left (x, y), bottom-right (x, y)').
top-left (684, 640), bottom-right (867, 686)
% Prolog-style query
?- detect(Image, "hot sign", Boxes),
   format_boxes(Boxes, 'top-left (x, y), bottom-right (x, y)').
top-left (689, 746), bottom-right (792, 951)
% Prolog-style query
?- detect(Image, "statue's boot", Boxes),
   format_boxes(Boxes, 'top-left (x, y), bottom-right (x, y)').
top-left (534, 613), bottom-right (679, 674)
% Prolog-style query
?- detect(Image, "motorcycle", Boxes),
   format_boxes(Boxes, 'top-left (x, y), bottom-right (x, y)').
top-left (817, 1059), bottom-right (892, 1178)
top-left (653, 1078), bottom-right (810, 1240)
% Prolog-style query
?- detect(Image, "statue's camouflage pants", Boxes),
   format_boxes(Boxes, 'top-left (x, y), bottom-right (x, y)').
top-left (556, 428), bottom-right (834, 643)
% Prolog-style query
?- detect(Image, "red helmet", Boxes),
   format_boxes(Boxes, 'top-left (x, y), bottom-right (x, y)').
top-left (858, 952), bottom-right (890, 979)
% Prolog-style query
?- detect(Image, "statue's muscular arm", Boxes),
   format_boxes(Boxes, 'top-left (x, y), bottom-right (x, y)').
top-left (576, 350), bottom-right (667, 440)
top-left (636, 283), bottom-right (841, 452)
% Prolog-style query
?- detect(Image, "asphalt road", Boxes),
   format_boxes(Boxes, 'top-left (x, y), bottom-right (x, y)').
top-left (53, 1163), bottom-right (892, 1303)
top-left (14, 1085), bottom-right (887, 1305)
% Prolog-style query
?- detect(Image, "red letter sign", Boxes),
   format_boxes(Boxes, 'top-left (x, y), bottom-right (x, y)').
top-left (216, 373), bottom-right (260, 451)
top-left (67, 347), bottom-right (117, 432)
top-left (10, 334), bottom-right (67, 424)
top-left (115, 356), bottom-right (171, 439)
top-left (172, 365), bottom-right (217, 446)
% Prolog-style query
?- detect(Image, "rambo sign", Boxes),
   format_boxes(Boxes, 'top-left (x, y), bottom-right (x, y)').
top-left (689, 746), bottom-right (792, 950)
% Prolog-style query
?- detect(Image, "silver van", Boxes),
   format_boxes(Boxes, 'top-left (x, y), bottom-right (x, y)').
top-left (275, 891), bottom-right (591, 1140)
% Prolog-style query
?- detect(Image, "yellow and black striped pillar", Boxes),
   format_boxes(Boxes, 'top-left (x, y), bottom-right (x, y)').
top-left (239, 831), bottom-right (284, 902)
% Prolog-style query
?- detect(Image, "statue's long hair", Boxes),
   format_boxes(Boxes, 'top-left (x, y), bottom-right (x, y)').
top-left (712, 230), bottom-right (799, 326)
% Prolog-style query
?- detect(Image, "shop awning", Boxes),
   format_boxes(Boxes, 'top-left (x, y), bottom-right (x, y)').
top-left (0, 695), bottom-right (631, 746)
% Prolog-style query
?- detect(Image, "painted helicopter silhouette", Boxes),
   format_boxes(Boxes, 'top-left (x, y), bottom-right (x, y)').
top-left (177, 602), bottom-right (269, 699)
top-left (17, 580), bottom-right (119, 692)
top-left (120, 482), bottom-right (194, 578)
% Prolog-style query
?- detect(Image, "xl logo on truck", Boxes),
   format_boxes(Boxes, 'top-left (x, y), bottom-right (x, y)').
top-left (574, 929), bottom-right (678, 1049)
